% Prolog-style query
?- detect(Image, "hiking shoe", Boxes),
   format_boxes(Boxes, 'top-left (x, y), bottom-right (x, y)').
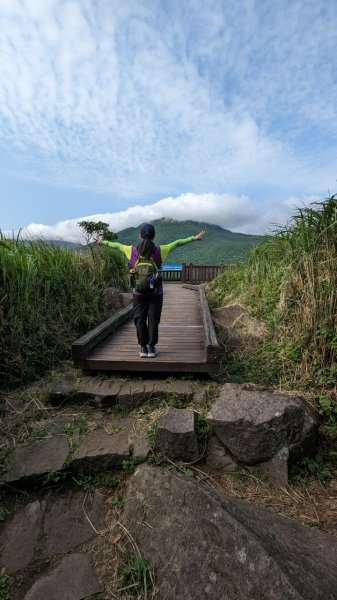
top-left (139, 346), bottom-right (148, 357)
top-left (148, 346), bottom-right (158, 358)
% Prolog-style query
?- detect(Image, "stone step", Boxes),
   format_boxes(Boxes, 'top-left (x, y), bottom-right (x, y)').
top-left (23, 553), bottom-right (103, 600)
top-left (0, 491), bottom-right (106, 574)
top-left (49, 373), bottom-right (200, 410)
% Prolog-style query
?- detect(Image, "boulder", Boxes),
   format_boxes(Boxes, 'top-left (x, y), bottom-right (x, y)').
top-left (23, 553), bottom-right (103, 600)
top-left (123, 465), bottom-right (337, 600)
top-left (155, 408), bottom-right (199, 462)
top-left (1, 435), bottom-right (69, 485)
top-left (207, 383), bottom-right (318, 466)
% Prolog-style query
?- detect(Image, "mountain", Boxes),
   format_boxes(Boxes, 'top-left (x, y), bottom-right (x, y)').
top-left (48, 240), bottom-right (81, 249)
top-left (116, 219), bottom-right (269, 264)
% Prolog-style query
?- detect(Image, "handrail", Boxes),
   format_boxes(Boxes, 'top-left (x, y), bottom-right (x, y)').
top-left (72, 304), bottom-right (133, 359)
top-left (162, 263), bottom-right (227, 284)
top-left (199, 288), bottom-right (220, 363)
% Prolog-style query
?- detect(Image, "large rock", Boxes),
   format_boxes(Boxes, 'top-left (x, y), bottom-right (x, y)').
top-left (23, 553), bottom-right (103, 600)
top-left (123, 465), bottom-right (337, 600)
top-left (155, 408), bottom-right (199, 462)
top-left (1, 435), bottom-right (69, 485)
top-left (0, 500), bottom-right (45, 573)
top-left (207, 383), bottom-right (318, 465)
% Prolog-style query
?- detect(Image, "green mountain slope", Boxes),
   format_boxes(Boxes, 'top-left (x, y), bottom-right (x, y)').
top-left (117, 219), bottom-right (268, 264)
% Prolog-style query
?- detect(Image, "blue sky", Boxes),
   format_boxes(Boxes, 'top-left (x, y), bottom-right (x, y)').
top-left (1, 0), bottom-right (336, 240)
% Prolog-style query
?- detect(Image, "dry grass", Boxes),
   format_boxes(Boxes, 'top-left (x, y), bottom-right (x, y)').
top-left (192, 465), bottom-right (337, 536)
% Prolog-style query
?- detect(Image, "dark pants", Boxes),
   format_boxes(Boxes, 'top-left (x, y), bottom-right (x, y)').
top-left (133, 294), bottom-right (163, 347)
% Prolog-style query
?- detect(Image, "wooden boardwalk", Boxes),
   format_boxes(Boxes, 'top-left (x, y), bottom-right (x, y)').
top-left (72, 284), bottom-right (219, 374)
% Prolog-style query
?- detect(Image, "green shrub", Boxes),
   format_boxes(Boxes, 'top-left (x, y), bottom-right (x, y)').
top-left (0, 236), bottom-right (128, 385)
top-left (209, 195), bottom-right (337, 388)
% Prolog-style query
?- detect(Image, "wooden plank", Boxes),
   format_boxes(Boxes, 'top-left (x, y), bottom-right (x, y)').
top-left (72, 304), bottom-right (133, 359)
top-left (72, 283), bottom-right (219, 374)
top-left (199, 288), bottom-right (220, 363)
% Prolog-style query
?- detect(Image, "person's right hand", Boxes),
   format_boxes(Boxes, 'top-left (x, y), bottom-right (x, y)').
top-left (194, 230), bottom-right (205, 241)
top-left (96, 237), bottom-right (104, 245)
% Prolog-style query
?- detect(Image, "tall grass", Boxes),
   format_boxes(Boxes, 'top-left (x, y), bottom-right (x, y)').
top-left (0, 236), bottom-right (128, 386)
top-left (209, 195), bottom-right (337, 387)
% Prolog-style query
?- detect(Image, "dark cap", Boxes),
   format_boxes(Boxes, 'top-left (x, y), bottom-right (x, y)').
top-left (140, 223), bottom-right (155, 239)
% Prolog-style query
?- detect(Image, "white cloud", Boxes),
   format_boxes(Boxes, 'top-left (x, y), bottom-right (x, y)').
top-left (0, 0), bottom-right (336, 201)
top-left (17, 192), bottom-right (319, 242)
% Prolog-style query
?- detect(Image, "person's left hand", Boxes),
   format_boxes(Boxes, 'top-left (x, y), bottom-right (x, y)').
top-left (96, 237), bottom-right (104, 245)
top-left (194, 230), bottom-right (205, 241)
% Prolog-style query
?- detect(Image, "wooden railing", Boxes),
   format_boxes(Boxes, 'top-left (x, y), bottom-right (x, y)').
top-left (162, 263), bottom-right (226, 284)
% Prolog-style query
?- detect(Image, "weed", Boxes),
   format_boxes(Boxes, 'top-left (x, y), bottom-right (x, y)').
top-left (148, 451), bottom-right (166, 466)
top-left (195, 412), bottom-right (211, 444)
top-left (145, 424), bottom-right (157, 446)
top-left (0, 506), bottom-right (8, 522)
top-left (166, 460), bottom-right (194, 478)
top-left (122, 458), bottom-right (136, 474)
top-left (0, 573), bottom-right (11, 600)
top-left (73, 470), bottom-right (121, 491)
top-left (42, 469), bottom-right (68, 487)
top-left (290, 454), bottom-right (332, 483)
top-left (120, 554), bottom-right (154, 597)
top-left (318, 395), bottom-right (337, 419)
top-left (111, 496), bottom-right (125, 510)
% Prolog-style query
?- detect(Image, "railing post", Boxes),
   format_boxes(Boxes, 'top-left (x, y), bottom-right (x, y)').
top-left (181, 262), bottom-right (186, 284)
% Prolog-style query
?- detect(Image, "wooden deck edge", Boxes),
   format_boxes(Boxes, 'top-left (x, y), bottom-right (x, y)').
top-left (182, 283), bottom-right (203, 291)
top-left (72, 304), bottom-right (133, 360)
top-left (73, 358), bottom-right (219, 373)
top-left (199, 288), bottom-right (220, 363)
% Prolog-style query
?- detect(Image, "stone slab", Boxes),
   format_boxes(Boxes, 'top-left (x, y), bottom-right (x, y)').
top-left (40, 491), bottom-right (106, 559)
top-left (77, 376), bottom-right (124, 406)
top-left (2, 435), bottom-right (69, 485)
top-left (71, 429), bottom-right (130, 470)
top-left (117, 379), bottom-right (194, 410)
top-left (23, 553), bottom-right (104, 600)
top-left (0, 500), bottom-right (45, 573)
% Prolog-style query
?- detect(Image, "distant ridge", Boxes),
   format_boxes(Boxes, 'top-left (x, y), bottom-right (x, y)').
top-left (117, 219), bottom-right (268, 264)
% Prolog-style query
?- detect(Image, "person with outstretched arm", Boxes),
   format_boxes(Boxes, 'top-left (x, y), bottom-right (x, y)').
top-left (97, 223), bottom-right (205, 357)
